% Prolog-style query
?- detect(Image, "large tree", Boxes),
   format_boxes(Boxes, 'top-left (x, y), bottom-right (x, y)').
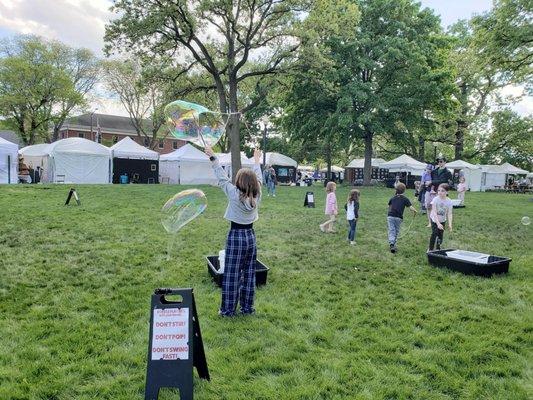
top-left (472, 0), bottom-right (532, 87)
top-left (105, 0), bottom-right (307, 180)
top-left (285, 0), bottom-right (454, 184)
top-left (472, 109), bottom-right (532, 171)
top-left (102, 60), bottom-right (168, 148)
top-left (0, 36), bottom-right (93, 145)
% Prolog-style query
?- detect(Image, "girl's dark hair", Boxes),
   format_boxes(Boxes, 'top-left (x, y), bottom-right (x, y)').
top-left (347, 189), bottom-right (360, 203)
top-left (235, 168), bottom-right (261, 208)
top-left (438, 183), bottom-right (450, 191)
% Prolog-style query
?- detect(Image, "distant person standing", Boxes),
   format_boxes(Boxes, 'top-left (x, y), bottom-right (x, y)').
top-left (457, 176), bottom-right (467, 205)
top-left (430, 157), bottom-right (452, 190)
top-left (267, 166), bottom-right (277, 197)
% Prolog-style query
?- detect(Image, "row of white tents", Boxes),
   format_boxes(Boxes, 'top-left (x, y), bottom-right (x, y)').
top-left (1, 136), bottom-right (299, 185)
top-left (344, 154), bottom-right (531, 191)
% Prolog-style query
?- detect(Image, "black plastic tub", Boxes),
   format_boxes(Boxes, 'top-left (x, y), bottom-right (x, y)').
top-left (206, 256), bottom-right (270, 287)
top-left (427, 249), bottom-right (511, 277)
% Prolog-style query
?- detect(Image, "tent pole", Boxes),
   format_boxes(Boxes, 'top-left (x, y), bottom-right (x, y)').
top-left (7, 155), bottom-right (11, 183)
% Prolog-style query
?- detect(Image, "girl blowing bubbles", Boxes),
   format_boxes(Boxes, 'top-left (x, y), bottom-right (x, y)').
top-left (205, 146), bottom-right (262, 317)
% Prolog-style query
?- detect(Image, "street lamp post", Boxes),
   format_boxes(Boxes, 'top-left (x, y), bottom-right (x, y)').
top-left (260, 117), bottom-right (268, 167)
top-left (90, 108), bottom-right (98, 141)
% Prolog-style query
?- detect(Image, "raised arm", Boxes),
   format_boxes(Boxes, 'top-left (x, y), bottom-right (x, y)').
top-left (447, 206), bottom-right (453, 232)
top-left (205, 146), bottom-right (235, 197)
top-left (253, 148), bottom-right (263, 184)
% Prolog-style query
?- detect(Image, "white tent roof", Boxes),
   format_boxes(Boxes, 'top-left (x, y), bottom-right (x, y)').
top-left (220, 152), bottom-right (254, 167)
top-left (160, 143), bottom-right (210, 162)
top-left (0, 137), bottom-right (18, 184)
top-left (445, 159), bottom-right (479, 170)
top-left (320, 165), bottom-right (344, 173)
top-left (264, 152), bottom-right (297, 167)
top-left (495, 162), bottom-right (529, 175)
top-left (47, 137), bottom-right (110, 156)
top-left (19, 143), bottom-right (51, 157)
top-left (298, 165), bottom-right (315, 171)
top-left (380, 154), bottom-right (425, 171)
top-left (346, 158), bottom-right (387, 168)
top-left (110, 136), bottom-right (159, 160)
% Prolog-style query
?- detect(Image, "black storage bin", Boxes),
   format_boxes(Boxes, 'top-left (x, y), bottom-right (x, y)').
top-left (427, 249), bottom-right (511, 277)
top-left (206, 256), bottom-right (270, 287)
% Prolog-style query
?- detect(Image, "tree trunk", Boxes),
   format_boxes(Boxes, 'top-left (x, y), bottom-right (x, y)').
top-left (418, 136), bottom-right (425, 161)
top-left (228, 78), bottom-right (241, 182)
top-left (363, 131), bottom-right (373, 185)
top-left (325, 142), bottom-right (332, 181)
top-left (454, 121), bottom-right (467, 160)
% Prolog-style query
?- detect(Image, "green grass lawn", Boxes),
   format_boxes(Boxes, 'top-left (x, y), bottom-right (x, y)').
top-left (0, 184), bottom-right (531, 400)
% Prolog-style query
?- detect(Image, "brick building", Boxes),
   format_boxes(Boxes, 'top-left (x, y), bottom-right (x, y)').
top-left (58, 113), bottom-right (185, 154)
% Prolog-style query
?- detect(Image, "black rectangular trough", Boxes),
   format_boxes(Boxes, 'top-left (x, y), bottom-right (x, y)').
top-left (206, 256), bottom-right (270, 287)
top-left (427, 249), bottom-right (511, 277)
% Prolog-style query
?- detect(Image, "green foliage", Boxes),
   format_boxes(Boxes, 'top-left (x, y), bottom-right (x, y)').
top-left (284, 0), bottom-right (455, 179)
top-left (472, 0), bottom-right (533, 89)
top-left (0, 35), bottom-right (97, 145)
top-left (0, 185), bottom-right (531, 399)
top-left (473, 109), bottom-right (533, 170)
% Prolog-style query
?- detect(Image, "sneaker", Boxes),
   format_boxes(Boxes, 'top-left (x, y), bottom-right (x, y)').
top-left (390, 243), bottom-right (397, 253)
top-left (350, 241), bottom-right (356, 245)
top-left (319, 225), bottom-right (325, 232)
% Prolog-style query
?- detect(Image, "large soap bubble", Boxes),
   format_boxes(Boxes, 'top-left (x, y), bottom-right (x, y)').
top-left (161, 189), bottom-right (207, 234)
top-left (164, 100), bottom-right (225, 148)
top-left (522, 216), bottom-right (530, 226)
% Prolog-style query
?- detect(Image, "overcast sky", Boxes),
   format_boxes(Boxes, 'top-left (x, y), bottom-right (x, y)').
top-left (0, 0), bottom-right (530, 116)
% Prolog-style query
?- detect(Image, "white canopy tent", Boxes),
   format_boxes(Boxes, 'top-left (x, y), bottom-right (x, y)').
top-left (110, 136), bottom-right (159, 160)
top-left (110, 137), bottom-right (159, 183)
top-left (320, 165), bottom-right (344, 173)
top-left (446, 159), bottom-right (477, 170)
top-left (495, 162), bottom-right (528, 175)
top-left (46, 138), bottom-right (112, 184)
top-left (446, 159), bottom-right (483, 192)
top-left (479, 165), bottom-right (506, 191)
top-left (263, 152), bottom-right (298, 167)
top-left (346, 158), bottom-right (387, 168)
top-left (0, 137), bottom-right (18, 184)
top-left (380, 154), bottom-right (425, 174)
top-left (159, 143), bottom-right (216, 184)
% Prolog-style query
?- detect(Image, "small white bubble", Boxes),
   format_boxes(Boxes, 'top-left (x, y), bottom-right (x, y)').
top-left (521, 216), bottom-right (530, 226)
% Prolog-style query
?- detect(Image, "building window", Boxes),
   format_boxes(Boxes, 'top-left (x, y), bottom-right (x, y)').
top-left (144, 137), bottom-right (150, 147)
top-left (172, 141), bottom-right (178, 150)
top-left (78, 132), bottom-right (84, 138)
top-left (159, 140), bottom-right (164, 149)
top-left (113, 135), bottom-right (118, 144)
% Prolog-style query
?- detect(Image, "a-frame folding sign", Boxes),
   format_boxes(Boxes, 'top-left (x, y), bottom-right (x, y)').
top-left (145, 288), bottom-right (209, 400)
top-left (64, 188), bottom-right (81, 206)
top-left (303, 191), bottom-right (315, 208)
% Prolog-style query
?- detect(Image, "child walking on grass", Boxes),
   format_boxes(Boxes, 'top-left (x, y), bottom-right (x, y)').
top-left (320, 181), bottom-right (338, 233)
top-left (206, 146), bottom-right (263, 317)
top-left (387, 183), bottom-right (417, 254)
top-left (344, 189), bottom-right (360, 245)
top-left (457, 176), bottom-right (467, 205)
top-left (428, 183), bottom-right (453, 251)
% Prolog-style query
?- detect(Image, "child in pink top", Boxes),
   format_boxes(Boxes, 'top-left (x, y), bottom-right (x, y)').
top-left (457, 176), bottom-right (467, 205)
top-left (320, 181), bottom-right (338, 233)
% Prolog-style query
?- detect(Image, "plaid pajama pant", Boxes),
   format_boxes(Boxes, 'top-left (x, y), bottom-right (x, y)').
top-left (220, 228), bottom-right (257, 316)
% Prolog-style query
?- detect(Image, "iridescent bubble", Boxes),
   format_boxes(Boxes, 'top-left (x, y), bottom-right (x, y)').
top-left (164, 100), bottom-right (225, 148)
top-left (161, 189), bottom-right (207, 234)
top-left (521, 216), bottom-right (531, 226)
